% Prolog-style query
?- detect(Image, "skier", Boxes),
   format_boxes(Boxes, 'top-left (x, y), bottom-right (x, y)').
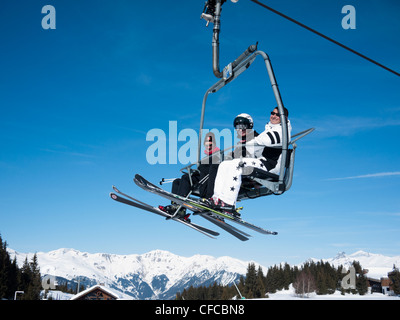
top-left (229, 113), bottom-right (259, 160)
top-left (207, 107), bottom-right (292, 214)
top-left (159, 132), bottom-right (221, 220)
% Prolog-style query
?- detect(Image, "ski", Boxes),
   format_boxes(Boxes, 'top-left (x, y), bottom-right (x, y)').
top-left (198, 213), bottom-right (250, 241)
top-left (110, 192), bottom-right (219, 239)
top-left (197, 212), bottom-right (251, 237)
top-left (111, 186), bottom-right (248, 241)
top-left (129, 176), bottom-right (251, 241)
top-left (112, 185), bottom-right (154, 208)
top-left (134, 174), bottom-right (278, 236)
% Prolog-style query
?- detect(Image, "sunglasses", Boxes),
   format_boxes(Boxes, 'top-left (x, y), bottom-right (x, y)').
top-left (270, 111), bottom-right (280, 116)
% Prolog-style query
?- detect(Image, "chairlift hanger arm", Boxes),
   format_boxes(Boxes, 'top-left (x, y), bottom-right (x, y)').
top-left (198, 0), bottom-right (302, 195)
top-left (201, 0), bottom-right (256, 79)
top-left (197, 49), bottom-right (290, 191)
top-left (212, 0), bottom-right (223, 78)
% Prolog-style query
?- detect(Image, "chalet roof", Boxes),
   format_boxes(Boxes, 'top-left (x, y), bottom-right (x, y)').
top-left (70, 285), bottom-right (119, 300)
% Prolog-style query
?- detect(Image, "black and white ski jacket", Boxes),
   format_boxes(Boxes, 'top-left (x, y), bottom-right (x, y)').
top-left (245, 120), bottom-right (292, 172)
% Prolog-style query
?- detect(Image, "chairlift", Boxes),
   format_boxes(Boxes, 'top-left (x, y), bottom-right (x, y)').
top-left (111, 0), bottom-right (316, 240)
top-left (171, 0), bottom-right (314, 202)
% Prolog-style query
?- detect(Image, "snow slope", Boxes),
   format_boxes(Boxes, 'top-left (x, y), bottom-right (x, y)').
top-left (262, 284), bottom-right (399, 300)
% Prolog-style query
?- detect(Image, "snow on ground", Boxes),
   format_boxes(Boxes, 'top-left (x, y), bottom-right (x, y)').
top-left (41, 290), bottom-right (74, 300)
top-left (256, 284), bottom-right (400, 300)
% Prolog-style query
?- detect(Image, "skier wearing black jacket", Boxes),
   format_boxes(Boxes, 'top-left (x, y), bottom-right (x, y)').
top-left (159, 132), bottom-right (220, 221)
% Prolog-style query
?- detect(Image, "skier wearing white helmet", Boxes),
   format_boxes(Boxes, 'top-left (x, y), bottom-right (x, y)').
top-left (208, 107), bottom-right (292, 214)
top-left (230, 113), bottom-right (259, 159)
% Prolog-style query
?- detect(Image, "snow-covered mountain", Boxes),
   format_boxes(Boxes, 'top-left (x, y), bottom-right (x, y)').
top-left (7, 248), bottom-right (264, 300)
top-left (311, 250), bottom-right (400, 279)
top-left (8, 248), bottom-right (399, 300)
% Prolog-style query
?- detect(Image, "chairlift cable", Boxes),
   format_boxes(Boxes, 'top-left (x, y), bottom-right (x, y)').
top-left (249, 0), bottom-right (400, 77)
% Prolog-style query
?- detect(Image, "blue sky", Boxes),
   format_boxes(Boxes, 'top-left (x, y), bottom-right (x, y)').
top-left (1, 0), bottom-right (399, 268)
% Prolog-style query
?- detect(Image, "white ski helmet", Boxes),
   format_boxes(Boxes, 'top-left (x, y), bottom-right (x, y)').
top-left (233, 113), bottom-right (254, 129)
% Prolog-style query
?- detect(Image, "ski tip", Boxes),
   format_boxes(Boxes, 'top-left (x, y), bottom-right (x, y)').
top-left (133, 175), bottom-right (142, 185)
top-left (112, 185), bottom-right (119, 193)
top-left (110, 192), bottom-right (118, 200)
top-left (271, 231), bottom-right (278, 235)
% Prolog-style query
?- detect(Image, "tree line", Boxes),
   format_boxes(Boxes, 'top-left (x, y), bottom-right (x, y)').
top-left (0, 234), bottom-right (87, 300)
top-left (0, 234), bottom-right (41, 300)
top-left (176, 259), bottom-right (400, 300)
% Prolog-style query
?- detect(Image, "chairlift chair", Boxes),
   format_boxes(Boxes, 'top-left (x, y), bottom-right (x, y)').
top-left (163, 0), bottom-right (314, 203)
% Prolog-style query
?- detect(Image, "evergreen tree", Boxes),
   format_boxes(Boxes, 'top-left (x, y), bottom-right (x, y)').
top-left (356, 273), bottom-right (368, 295)
top-left (265, 265), bottom-right (280, 293)
top-left (18, 255), bottom-right (43, 300)
top-left (244, 263), bottom-right (257, 298)
top-left (0, 235), bottom-right (21, 300)
top-left (28, 254), bottom-right (42, 300)
top-left (264, 266), bottom-right (275, 293)
top-left (175, 291), bottom-right (182, 300)
top-left (221, 285), bottom-right (235, 300)
top-left (209, 282), bottom-right (219, 300)
top-left (256, 266), bottom-right (264, 283)
top-left (20, 257), bottom-right (32, 297)
top-left (282, 263), bottom-right (292, 290)
top-left (389, 265), bottom-right (400, 295)
top-left (324, 262), bottom-right (338, 294)
top-left (0, 235), bottom-right (9, 298)
top-left (7, 257), bottom-right (19, 299)
top-left (316, 269), bottom-right (328, 295)
top-left (254, 266), bottom-right (266, 298)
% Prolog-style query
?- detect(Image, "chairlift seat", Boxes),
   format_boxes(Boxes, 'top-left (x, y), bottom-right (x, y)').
top-left (238, 148), bottom-right (294, 200)
top-left (243, 168), bottom-right (279, 182)
top-left (182, 126), bottom-right (314, 202)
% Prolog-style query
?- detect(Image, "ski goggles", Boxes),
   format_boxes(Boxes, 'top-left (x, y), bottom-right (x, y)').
top-left (233, 117), bottom-right (252, 129)
top-left (235, 124), bottom-right (251, 130)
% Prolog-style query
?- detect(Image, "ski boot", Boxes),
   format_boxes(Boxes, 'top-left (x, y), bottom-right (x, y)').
top-left (201, 198), bottom-right (241, 219)
top-left (159, 204), bottom-right (191, 223)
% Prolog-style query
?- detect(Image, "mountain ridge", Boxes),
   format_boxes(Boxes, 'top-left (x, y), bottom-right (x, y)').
top-left (8, 248), bottom-right (399, 299)
top-left (318, 250), bottom-right (400, 279)
top-left (7, 248), bottom-right (262, 300)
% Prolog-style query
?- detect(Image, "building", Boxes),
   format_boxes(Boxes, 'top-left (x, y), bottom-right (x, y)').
top-left (367, 275), bottom-right (394, 296)
top-left (380, 277), bottom-right (393, 295)
top-left (70, 285), bottom-right (119, 300)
